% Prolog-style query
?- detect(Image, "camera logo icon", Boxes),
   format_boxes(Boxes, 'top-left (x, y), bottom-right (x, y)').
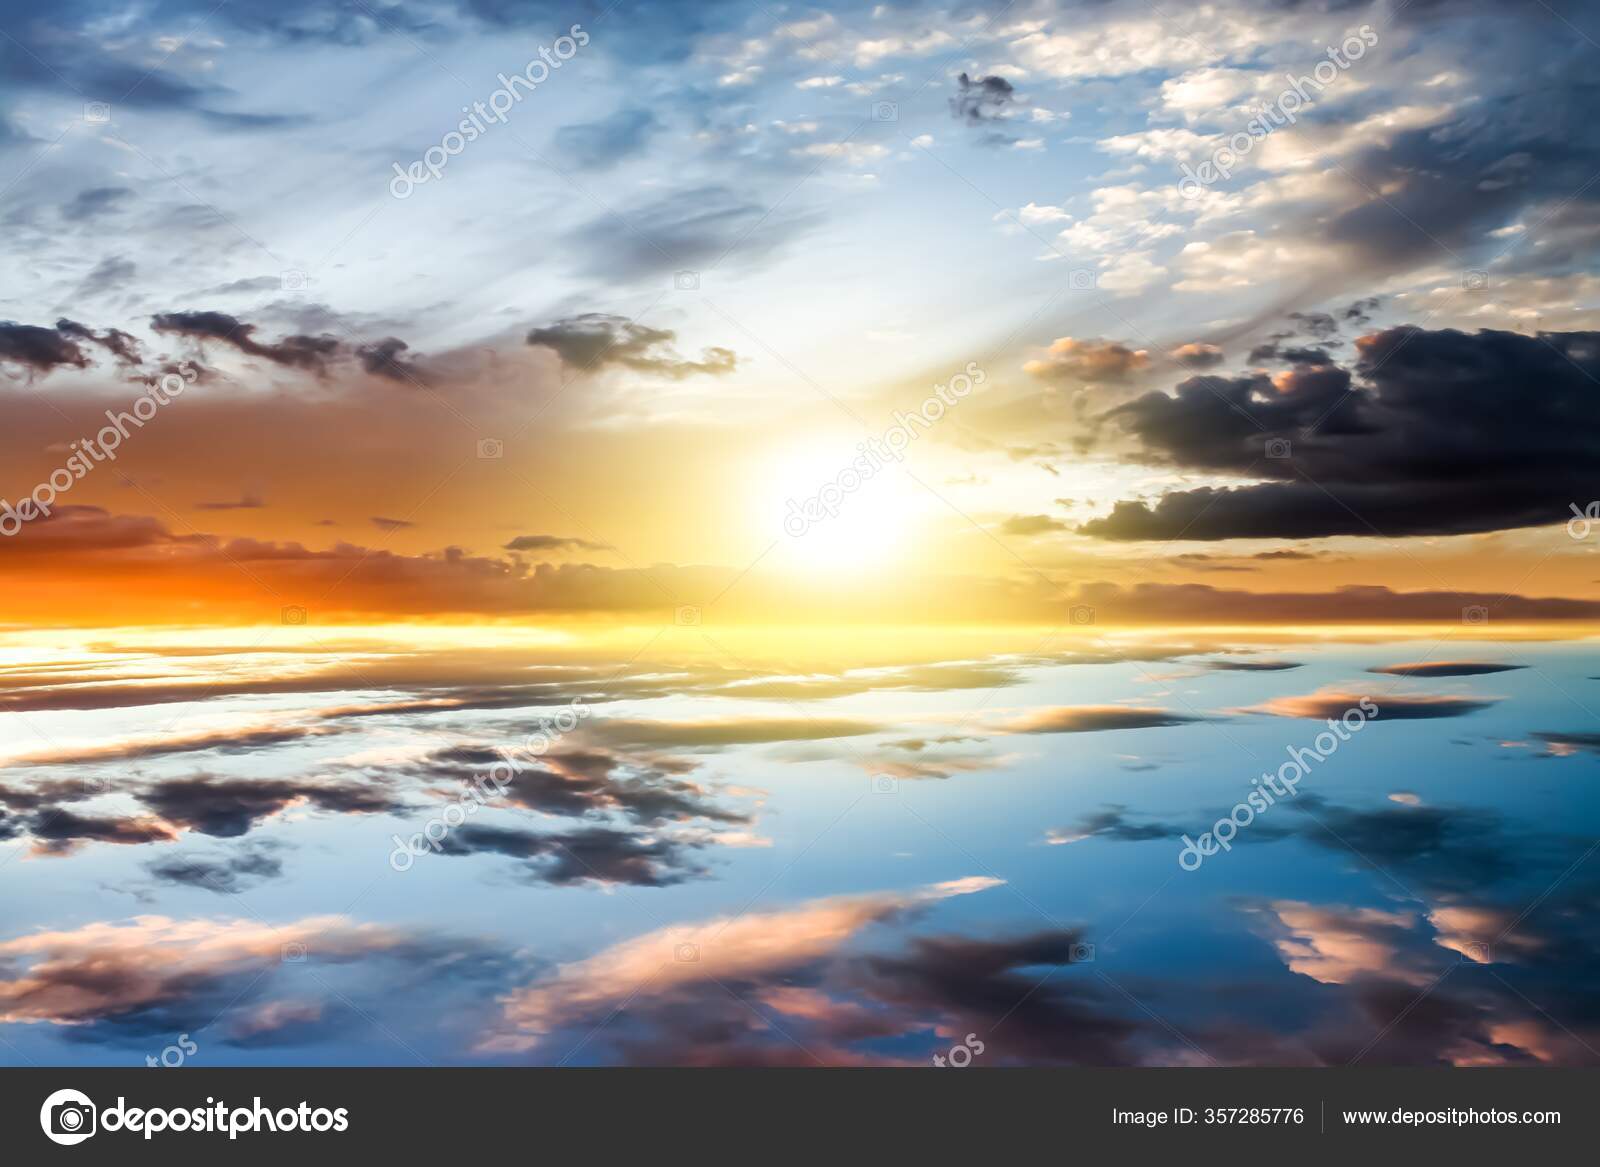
top-left (1462, 604), bottom-right (1490, 626)
top-left (1462, 269), bottom-right (1489, 291)
top-left (1069, 941), bottom-right (1096, 963)
top-left (675, 605), bottom-right (702, 626)
top-left (281, 269), bottom-right (309, 292)
top-left (477, 437), bottom-right (504, 460)
top-left (673, 943), bottom-right (700, 963)
top-left (281, 605), bottom-right (308, 626)
top-left (673, 270), bottom-right (700, 291)
top-left (281, 941), bottom-right (308, 963)
top-left (871, 774), bottom-right (898, 794)
top-left (872, 101), bottom-right (898, 121)
top-left (1265, 437), bottom-right (1292, 459)
top-left (1069, 603), bottom-right (1096, 626)
top-left (1068, 268), bottom-right (1098, 291)
top-left (40, 1088), bottom-right (97, 1145)
top-left (83, 102), bottom-right (111, 124)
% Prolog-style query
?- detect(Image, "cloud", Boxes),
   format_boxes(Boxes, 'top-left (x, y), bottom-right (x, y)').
top-left (563, 185), bottom-right (816, 282)
top-left (0, 914), bottom-right (475, 1037)
top-left (5, 506), bottom-right (1600, 626)
top-left (999, 514), bottom-right (1069, 536)
top-left (433, 823), bottom-right (712, 888)
top-left (0, 722), bottom-right (341, 769)
top-left (504, 534), bottom-right (613, 553)
top-left (1170, 342), bottom-right (1225, 369)
top-left (482, 876), bottom-right (1002, 1053)
top-left (152, 311), bottom-right (342, 374)
top-left (949, 72), bottom-right (1016, 125)
top-left (1368, 662), bottom-right (1526, 677)
top-left (996, 705), bottom-right (1208, 733)
top-left (194, 493), bottom-right (266, 511)
top-left (1083, 328), bottom-right (1600, 540)
top-left (1530, 732), bottom-right (1600, 758)
top-left (1025, 337), bottom-right (1150, 383)
top-left (1046, 804), bottom-right (1189, 845)
top-left (1245, 686), bottom-right (1494, 720)
top-left (370, 516), bottom-right (415, 531)
top-left (355, 337), bottom-right (428, 384)
top-left (1204, 659), bottom-right (1302, 671)
top-left (0, 320), bottom-right (94, 374)
top-left (588, 716), bottom-right (884, 750)
top-left (554, 108), bottom-right (660, 170)
top-left (138, 775), bottom-right (405, 837)
top-left (144, 842), bottom-right (285, 893)
top-left (418, 745), bottom-right (749, 826)
top-left (1251, 901), bottom-right (1430, 985)
top-left (25, 810), bottom-right (178, 854)
top-left (526, 313), bottom-right (736, 380)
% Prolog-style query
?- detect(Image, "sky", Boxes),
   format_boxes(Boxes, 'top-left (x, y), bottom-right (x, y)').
top-left (2, 0), bottom-right (1600, 626)
top-left (2, 0), bottom-right (1600, 1068)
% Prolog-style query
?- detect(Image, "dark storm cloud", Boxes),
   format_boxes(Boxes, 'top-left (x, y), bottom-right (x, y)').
top-left (1325, 55), bottom-right (1600, 272)
top-left (949, 72), bottom-right (1015, 124)
top-left (1204, 659), bottom-right (1303, 671)
top-left (1284, 796), bottom-right (1524, 894)
top-left (144, 842), bottom-right (285, 893)
top-left (26, 809), bottom-right (178, 853)
top-left (858, 930), bottom-right (1143, 1064)
top-left (1082, 328), bottom-right (1600, 540)
top-left (1049, 805), bottom-right (1190, 843)
top-left (152, 310), bottom-right (344, 373)
top-left (1067, 794), bottom-right (1540, 898)
top-left (0, 320), bottom-right (94, 373)
top-left (54, 318), bottom-right (143, 365)
top-left (138, 775), bottom-right (405, 837)
top-left (1247, 342), bottom-right (1335, 365)
top-left (418, 745), bottom-right (749, 825)
top-left (434, 823), bottom-right (711, 887)
top-left (554, 108), bottom-right (660, 169)
top-left (356, 337), bottom-right (428, 383)
top-left (526, 313), bottom-right (737, 379)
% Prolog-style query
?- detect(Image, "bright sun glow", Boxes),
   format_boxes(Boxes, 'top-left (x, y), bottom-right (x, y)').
top-left (758, 441), bottom-right (931, 574)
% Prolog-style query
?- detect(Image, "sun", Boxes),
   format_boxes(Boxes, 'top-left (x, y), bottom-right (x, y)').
top-left (757, 440), bottom-right (931, 575)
